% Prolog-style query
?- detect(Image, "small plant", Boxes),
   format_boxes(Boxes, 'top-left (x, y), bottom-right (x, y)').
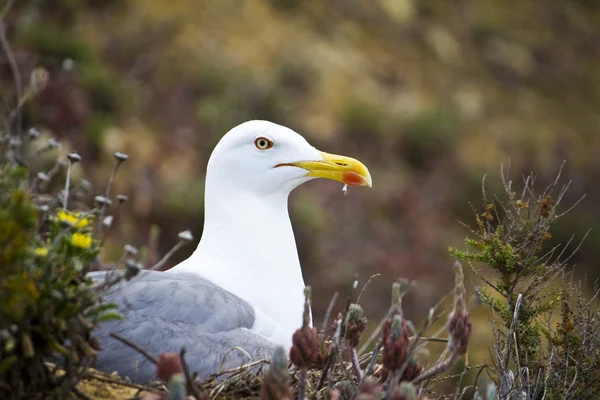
top-left (0, 5), bottom-right (127, 395)
top-left (0, 162), bottom-right (122, 399)
top-left (451, 163), bottom-right (599, 399)
top-left (290, 286), bottom-right (321, 400)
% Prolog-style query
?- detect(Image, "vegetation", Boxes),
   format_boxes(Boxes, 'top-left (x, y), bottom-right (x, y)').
top-left (450, 165), bottom-right (600, 399)
top-left (0, 82), bottom-right (122, 398)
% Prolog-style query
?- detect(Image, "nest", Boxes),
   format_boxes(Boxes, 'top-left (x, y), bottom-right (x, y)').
top-left (75, 356), bottom-right (376, 400)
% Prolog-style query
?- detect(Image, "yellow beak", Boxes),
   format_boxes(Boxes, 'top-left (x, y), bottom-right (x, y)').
top-left (280, 151), bottom-right (372, 187)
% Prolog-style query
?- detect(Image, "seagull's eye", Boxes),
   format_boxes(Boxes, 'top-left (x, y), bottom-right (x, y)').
top-left (254, 137), bottom-right (274, 150)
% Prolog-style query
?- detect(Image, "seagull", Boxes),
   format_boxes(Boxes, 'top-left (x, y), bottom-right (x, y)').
top-left (92, 120), bottom-right (372, 382)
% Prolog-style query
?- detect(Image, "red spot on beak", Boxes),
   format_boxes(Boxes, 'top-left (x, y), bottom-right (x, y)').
top-left (343, 171), bottom-right (366, 186)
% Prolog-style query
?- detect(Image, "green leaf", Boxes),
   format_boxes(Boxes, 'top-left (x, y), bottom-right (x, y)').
top-left (85, 302), bottom-right (119, 317)
top-left (95, 311), bottom-right (123, 323)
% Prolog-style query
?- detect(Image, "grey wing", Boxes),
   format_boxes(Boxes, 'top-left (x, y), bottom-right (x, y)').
top-left (90, 270), bottom-right (276, 383)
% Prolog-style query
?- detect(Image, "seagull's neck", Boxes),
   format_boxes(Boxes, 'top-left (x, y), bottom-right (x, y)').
top-left (172, 186), bottom-right (306, 346)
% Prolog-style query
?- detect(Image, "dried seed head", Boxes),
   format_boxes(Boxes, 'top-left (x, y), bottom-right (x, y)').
top-left (102, 215), bottom-right (113, 228)
top-left (344, 304), bottom-right (368, 348)
top-left (116, 194), bottom-right (129, 203)
top-left (382, 315), bottom-right (410, 372)
top-left (448, 261), bottom-right (471, 355)
top-left (30, 67), bottom-right (49, 93)
top-left (177, 230), bottom-right (194, 243)
top-left (448, 310), bottom-right (472, 355)
top-left (67, 153), bottom-right (81, 163)
top-left (348, 304), bottom-right (364, 324)
top-left (37, 172), bottom-right (50, 182)
top-left (48, 138), bottom-right (60, 149)
top-left (124, 244), bottom-right (138, 257)
top-left (125, 259), bottom-right (141, 280)
top-left (156, 352), bottom-right (182, 382)
top-left (289, 327), bottom-right (320, 369)
top-left (94, 195), bottom-right (112, 206)
top-left (290, 285), bottom-right (321, 369)
top-left (453, 261), bottom-right (466, 313)
top-left (390, 315), bottom-right (403, 341)
top-left (62, 58), bottom-right (75, 71)
top-left (28, 128), bottom-right (41, 140)
top-left (113, 152), bottom-right (129, 162)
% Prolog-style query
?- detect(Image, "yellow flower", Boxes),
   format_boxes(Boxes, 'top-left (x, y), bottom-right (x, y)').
top-left (57, 210), bottom-right (89, 229)
top-left (70, 233), bottom-right (93, 249)
top-left (34, 247), bottom-right (48, 257)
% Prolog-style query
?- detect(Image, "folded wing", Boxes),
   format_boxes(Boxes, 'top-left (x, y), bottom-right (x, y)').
top-left (90, 270), bottom-right (276, 383)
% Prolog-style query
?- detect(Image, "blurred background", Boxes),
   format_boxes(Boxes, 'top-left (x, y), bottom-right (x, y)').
top-left (2, 0), bottom-right (599, 375)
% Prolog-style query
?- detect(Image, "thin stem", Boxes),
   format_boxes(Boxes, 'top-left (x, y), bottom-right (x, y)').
top-left (0, 6), bottom-right (22, 140)
top-left (302, 286), bottom-right (311, 329)
top-left (99, 201), bottom-right (123, 247)
top-left (384, 370), bottom-right (399, 398)
top-left (502, 293), bottom-right (523, 370)
top-left (320, 291), bottom-right (339, 334)
top-left (179, 348), bottom-right (202, 400)
top-left (63, 161), bottom-right (72, 210)
top-left (108, 333), bottom-right (158, 365)
top-left (298, 369), bottom-right (307, 400)
top-left (97, 159), bottom-right (124, 235)
top-left (363, 340), bottom-right (382, 377)
top-left (350, 347), bottom-right (363, 381)
top-left (105, 162), bottom-right (121, 198)
top-left (150, 240), bottom-right (185, 270)
top-left (411, 350), bottom-right (460, 386)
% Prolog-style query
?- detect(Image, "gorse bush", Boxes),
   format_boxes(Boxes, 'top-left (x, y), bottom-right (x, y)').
top-left (451, 164), bottom-right (600, 399)
top-left (0, 162), bottom-right (122, 399)
top-left (0, 4), bottom-right (125, 395)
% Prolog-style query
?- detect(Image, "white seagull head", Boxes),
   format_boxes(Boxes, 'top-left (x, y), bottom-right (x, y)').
top-left (206, 120), bottom-right (372, 197)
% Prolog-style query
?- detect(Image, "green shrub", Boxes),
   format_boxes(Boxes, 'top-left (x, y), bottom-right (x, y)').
top-left (0, 163), bottom-right (120, 399)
